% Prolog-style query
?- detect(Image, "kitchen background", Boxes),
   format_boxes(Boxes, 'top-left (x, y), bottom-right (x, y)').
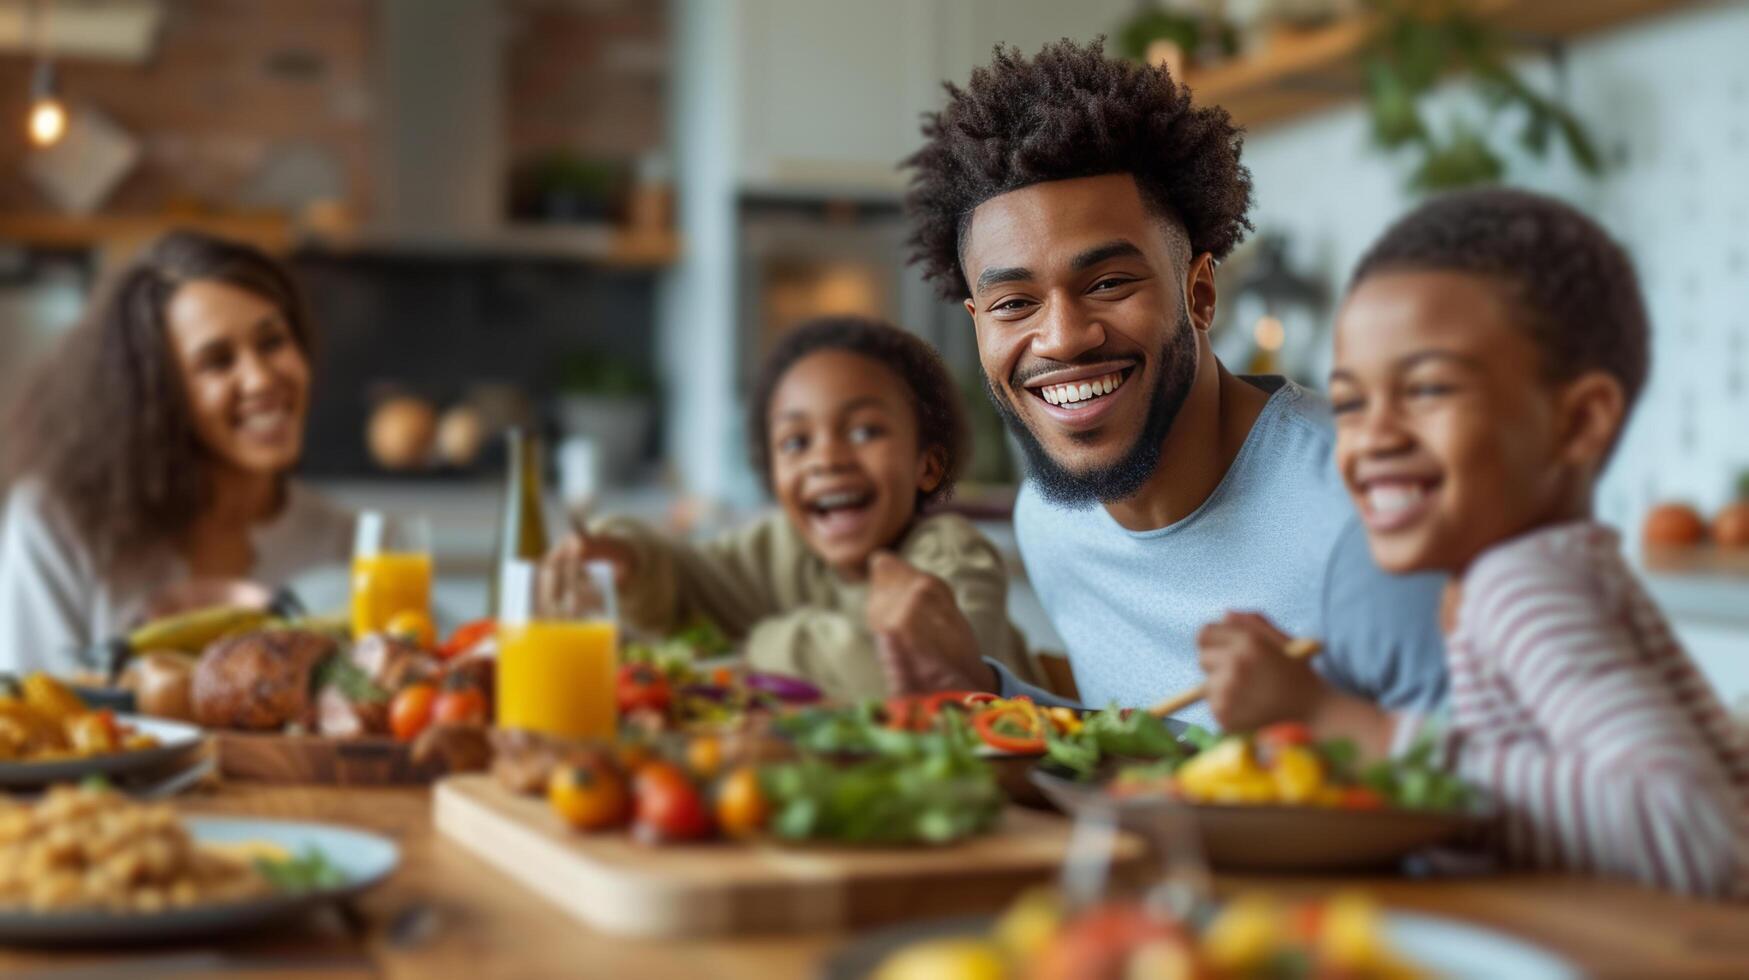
top-left (1, 1), bottom-right (1745, 691)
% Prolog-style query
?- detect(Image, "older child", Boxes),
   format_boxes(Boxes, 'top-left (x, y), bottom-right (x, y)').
top-left (1207, 188), bottom-right (1748, 896)
top-left (548, 315), bottom-right (1036, 701)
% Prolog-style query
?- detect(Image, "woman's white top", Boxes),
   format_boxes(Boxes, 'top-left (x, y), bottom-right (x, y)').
top-left (0, 478), bottom-right (353, 674)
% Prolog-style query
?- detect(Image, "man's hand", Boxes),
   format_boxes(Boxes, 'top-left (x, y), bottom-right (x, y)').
top-left (866, 552), bottom-right (995, 694)
top-left (1196, 611), bottom-right (1326, 731)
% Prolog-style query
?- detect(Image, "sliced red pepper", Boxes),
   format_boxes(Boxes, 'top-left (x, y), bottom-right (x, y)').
top-left (438, 618), bottom-right (496, 660)
top-left (973, 704), bottom-right (1046, 754)
top-left (921, 690), bottom-right (996, 718)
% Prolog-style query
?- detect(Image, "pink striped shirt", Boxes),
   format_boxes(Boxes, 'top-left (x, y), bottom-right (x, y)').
top-left (1432, 521), bottom-right (1749, 897)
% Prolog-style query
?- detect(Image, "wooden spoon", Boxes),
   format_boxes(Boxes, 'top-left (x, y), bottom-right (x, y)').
top-left (1148, 637), bottom-right (1323, 718)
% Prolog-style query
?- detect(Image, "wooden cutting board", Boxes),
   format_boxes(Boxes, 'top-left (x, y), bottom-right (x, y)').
top-left (434, 773), bottom-right (1144, 938)
top-left (214, 732), bottom-right (444, 785)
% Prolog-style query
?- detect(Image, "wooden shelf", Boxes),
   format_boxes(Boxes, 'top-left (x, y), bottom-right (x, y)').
top-left (0, 214), bottom-right (681, 268)
top-left (1644, 545), bottom-right (1749, 579)
top-left (1184, 0), bottom-right (1701, 130)
top-left (0, 211), bottom-right (294, 253)
top-left (299, 225), bottom-right (682, 268)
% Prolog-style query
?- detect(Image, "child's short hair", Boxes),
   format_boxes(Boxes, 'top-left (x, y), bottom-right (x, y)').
top-left (1351, 187), bottom-right (1650, 412)
top-left (749, 315), bottom-right (968, 507)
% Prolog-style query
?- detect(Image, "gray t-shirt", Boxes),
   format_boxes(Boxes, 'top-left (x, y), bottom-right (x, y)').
top-left (1013, 377), bottom-right (1447, 727)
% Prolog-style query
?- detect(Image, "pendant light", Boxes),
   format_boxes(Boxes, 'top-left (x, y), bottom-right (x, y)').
top-left (25, 0), bottom-right (66, 148)
top-left (28, 59), bottom-right (67, 147)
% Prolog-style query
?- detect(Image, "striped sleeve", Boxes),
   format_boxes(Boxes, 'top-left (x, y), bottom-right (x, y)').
top-left (1447, 543), bottom-right (1745, 897)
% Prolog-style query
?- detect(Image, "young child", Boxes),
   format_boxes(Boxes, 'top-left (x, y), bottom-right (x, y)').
top-left (549, 315), bottom-right (1036, 701)
top-left (1210, 188), bottom-right (1749, 897)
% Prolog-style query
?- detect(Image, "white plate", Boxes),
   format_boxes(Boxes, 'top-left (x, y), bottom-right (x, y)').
top-left (823, 909), bottom-right (1579, 979)
top-left (1388, 912), bottom-right (1579, 979)
top-left (0, 715), bottom-right (206, 787)
top-left (0, 816), bottom-right (399, 945)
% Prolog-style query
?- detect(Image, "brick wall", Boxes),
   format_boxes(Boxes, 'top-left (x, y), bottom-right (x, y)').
top-left (0, 0), bottom-right (671, 221)
top-left (503, 0), bottom-right (667, 166)
top-left (0, 0), bottom-right (376, 218)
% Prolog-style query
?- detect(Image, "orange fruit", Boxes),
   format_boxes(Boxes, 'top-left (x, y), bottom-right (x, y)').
top-left (1643, 502), bottom-right (1707, 549)
top-left (1715, 502), bottom-right (1749, 550)
top-left (385, 610), bottom-right (436, 649)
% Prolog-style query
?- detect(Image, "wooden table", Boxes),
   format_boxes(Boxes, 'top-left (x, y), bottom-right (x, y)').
top-left (2, 784), bottom-right (1747, 979)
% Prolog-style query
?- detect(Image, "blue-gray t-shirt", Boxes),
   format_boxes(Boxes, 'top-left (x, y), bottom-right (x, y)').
top-left (1012, 377), bottom-right (1447, 728)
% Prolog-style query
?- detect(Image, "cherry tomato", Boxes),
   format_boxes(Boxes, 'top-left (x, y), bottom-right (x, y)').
top-left (685, 735), bottom-right (723, 779)
top-left (616, 663), bottom-right (672, 715)
top-left (1256, 722), bottom-right (1315, 750)
top-left (548, 760), bottom-right (631, 831)
top-left (432, 686), bottom-right (487, 726)
top-left (632, 761), bottom-right (713, 842)
top-left (714, 766), bottom-right (769, 840)
top-left (389, 683), bottom-right (437, 742)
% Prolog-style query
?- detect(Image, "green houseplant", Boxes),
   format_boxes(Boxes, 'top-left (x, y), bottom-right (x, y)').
top-left (1361, 0), bottom-right (1603, 191)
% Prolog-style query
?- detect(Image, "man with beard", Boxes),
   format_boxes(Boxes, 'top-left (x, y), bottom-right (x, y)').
top-left (892, 39), bottom-right (1447, 728)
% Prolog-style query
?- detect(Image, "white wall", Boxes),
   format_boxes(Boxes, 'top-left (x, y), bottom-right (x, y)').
top-left (1239, 1), bottom-right (1749, 535)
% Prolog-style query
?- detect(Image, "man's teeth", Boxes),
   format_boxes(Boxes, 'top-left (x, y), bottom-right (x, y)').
top-left (1366, 482), bottom-right (1427, 515)
top-left (1039, 371), bottom-right (1125, 407)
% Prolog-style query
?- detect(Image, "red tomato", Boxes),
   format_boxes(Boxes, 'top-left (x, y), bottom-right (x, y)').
top-left (616, 663), bottom-right (672, 715)
top-left (432, 686), bottom-right (487, 725)
top-left (632, 761), bottom-right (713, 842)
top-left (389, 683), bottom-right (437, 742)
top-left (1339, 786), bottom-right (1387, 810)
top-left (1256, 722), bottom-right (1314, 750)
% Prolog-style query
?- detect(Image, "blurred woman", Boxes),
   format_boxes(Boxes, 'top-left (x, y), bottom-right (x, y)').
top-left (0, 230), bottom-right (351, 673)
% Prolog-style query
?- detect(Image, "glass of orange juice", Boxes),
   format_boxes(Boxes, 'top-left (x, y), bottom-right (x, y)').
top-left (351, 511), bottom-right (433, 640)
top-left (495, 558), bottom-right (618, 740)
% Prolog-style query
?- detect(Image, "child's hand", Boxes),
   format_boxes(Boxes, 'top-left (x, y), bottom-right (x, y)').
top-left (539, 530), bottom-right (638, 616)
top-left (865, 552), bottom-right (995, 694)
top-left (1196, 611), bottom-right (1326, 731)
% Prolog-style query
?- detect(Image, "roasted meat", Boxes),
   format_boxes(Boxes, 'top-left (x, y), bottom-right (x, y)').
top-left (192, 629), bottom-right (335, 730)
top-left (349, 634), bottom-right (438, 692)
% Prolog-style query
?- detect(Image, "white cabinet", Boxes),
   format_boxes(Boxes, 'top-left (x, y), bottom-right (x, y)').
top-left (730, 0), bottom-right (1137, 193)
top-left (734, 0), bottom-right (938, 191)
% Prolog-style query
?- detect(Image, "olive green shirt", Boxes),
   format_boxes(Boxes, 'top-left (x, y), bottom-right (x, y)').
top-left (595, 511), bottom-right (1037, 701)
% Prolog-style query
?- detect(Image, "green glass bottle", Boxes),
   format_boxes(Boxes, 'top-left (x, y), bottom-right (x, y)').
top-left (490, 426), bottom-right (549, 614)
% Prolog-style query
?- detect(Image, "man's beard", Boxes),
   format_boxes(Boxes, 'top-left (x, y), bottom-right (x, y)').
top-left (986, 311), bottom-right (1198, 509)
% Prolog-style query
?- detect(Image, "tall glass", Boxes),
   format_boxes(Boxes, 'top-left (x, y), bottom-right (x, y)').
top-left (350, 511), bottom-right (433, 640)
top-left (496, 558), bottom-right (618, 740)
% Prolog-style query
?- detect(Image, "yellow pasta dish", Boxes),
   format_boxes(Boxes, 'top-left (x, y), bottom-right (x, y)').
top-left (0, 785), bottom-right (269, 914)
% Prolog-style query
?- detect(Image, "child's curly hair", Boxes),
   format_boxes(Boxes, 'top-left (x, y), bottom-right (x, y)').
top-left (904, 37), bottom-right (1255, 300)
top-left (1352, 187), bottom-right (1651, 412)
top-left (749, 316), bottom-right (967, 507)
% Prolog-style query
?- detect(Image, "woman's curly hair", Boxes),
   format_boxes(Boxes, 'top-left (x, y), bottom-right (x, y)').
top-left (4, 230), bottom-right (314, 563)
top-left (904, 37), bottom-right (1255, 300)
